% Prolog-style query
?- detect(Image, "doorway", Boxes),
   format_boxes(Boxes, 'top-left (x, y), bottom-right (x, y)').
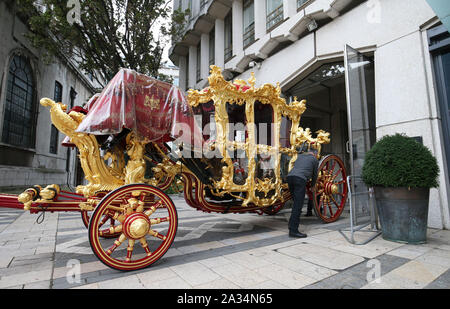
top-left (429, 24), bottom-right (450, 176)
top-left (285, 54), bottom-right (376, 175)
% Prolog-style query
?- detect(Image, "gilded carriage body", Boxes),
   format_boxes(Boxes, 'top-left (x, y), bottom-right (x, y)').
top-left (5, 66), bottom-right (348, 271)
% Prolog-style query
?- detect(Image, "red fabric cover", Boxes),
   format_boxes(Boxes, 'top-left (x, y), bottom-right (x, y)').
top-left (75, 68), bottom-right (203, 148)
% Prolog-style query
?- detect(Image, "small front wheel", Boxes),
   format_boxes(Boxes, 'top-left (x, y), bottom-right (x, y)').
top-left (88, 184), bottom-right (178, 271)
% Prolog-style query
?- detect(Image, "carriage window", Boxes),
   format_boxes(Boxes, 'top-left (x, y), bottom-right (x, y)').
top-left (1, 54), bottom-right (36, 149)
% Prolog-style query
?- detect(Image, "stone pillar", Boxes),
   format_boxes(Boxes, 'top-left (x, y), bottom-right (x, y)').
top-left (254, 0), bottom-right (267, 39)
top-left (232, 0), bottom-right (244, 56)
top-left (200, 33), bottom-right (210, 79)
top-left (188, 45), bottom-right (197, 89)
top-left (215, 18), bottom-right (225, 69)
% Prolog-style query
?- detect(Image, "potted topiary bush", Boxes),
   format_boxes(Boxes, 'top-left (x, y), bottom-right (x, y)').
top-left (362, 133), bottom-right (439, 244)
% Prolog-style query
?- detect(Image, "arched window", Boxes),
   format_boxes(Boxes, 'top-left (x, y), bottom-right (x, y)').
top-left (1, 54), bottom-right (36, 148)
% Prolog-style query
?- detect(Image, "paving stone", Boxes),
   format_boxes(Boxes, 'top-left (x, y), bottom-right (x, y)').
top-left (170, 261), bottom-right (221, 286)
top-left (2, 194), bottom-right (450, 290)
top-left (424, 268), bottom-right (450, 289)
top-left (363, 260), bottom-right (448, 289)
top-left (277, 243), bottom-right (365, 270)
top-left (97, 275), bottom-right (144, 289)
top-left (194, 278), bottom-right (241, 289)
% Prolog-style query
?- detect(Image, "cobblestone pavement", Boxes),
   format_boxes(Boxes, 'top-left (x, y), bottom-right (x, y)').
top-left (0, 195), bottom-right (449, 289)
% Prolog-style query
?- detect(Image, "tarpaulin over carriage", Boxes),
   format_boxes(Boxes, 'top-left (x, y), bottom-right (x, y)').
top-left (75, 68), bottom-right (203, 147)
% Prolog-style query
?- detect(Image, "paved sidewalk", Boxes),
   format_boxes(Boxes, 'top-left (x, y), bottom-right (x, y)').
top-left (0, 195), bottom-right (449, 289)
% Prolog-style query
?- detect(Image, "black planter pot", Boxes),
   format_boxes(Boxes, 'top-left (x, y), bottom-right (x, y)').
top-left (374, 187), bottom-right (430, 244)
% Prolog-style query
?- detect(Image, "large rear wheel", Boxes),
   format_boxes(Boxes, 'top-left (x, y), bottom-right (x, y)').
top-left (313, 155), bottom-right (348, 223)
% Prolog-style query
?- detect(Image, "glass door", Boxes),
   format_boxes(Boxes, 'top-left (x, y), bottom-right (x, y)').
top-left (344, 45), bottom-right (376, 178)
top-left (429, 24), bottom-right (450, 176)
top-left (344, 45), bottom-right (376, 226)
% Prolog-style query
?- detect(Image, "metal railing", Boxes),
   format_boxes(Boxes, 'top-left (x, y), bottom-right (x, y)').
top-left (243, 22), bottom-right (255, 48)
top-left (224, 45), bottom-right (233, 62)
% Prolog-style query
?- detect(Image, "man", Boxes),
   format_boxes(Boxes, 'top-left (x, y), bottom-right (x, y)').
top-left (287, 144), bottom-right (319, 238)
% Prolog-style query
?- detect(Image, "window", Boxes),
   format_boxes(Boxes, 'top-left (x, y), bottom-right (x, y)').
top-left (243, 0), bottom-right (255, 48)
top-left (50, 81), bottom-right (63, 154)
top-left (266, 0), bottom-right (283, 30)
top-left (209, 27), bottom-right (215, 66)
top-left (200, 0), bottom-right (208, 10)
top-left (1, 54), bottom-right (36, 148)
top-left (185, 56), bottom-right (189, 90)
top-left (297, 0), bottom-right (310, 9)
top-left (224, 11), bottom-right (233, 62)
top-left (69, 87), bottom-right (77, 108)
top-left (196, 43), bottom-right (201, 82)
top-left (54, 81), bottom-right (63, 103)
top-left (187, 0), bottom-right (192, 20)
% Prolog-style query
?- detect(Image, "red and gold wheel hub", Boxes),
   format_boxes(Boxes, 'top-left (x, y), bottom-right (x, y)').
top-left (123, 213), bottom-right (151, 240)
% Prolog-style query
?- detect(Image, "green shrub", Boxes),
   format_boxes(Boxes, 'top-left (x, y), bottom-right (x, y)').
top-left (362, 134), bottom-right (439, 188)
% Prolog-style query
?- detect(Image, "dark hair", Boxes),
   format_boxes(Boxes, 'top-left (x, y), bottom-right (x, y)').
top-left (296, 142), bottom-right (309, 154)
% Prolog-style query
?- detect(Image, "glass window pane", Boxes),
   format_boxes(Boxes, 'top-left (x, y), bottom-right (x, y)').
top-left (1, 55), bottom-right (35, 148)
top-left (267, 0), bottom-right (283, 12)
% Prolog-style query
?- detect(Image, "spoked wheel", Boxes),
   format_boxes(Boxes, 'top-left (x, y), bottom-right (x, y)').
top-left (313, 155), bottom-right (348, 223)
top-left (88, 184), bottom-right (178, 271)
top-left (81, 192), bottom-right (121, 239)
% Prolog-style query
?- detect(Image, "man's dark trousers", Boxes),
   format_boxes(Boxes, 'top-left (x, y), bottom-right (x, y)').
top-left (287, 176), bottom-right (307, 232)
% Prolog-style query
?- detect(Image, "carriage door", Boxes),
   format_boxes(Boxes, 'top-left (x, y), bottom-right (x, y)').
top-left (344, 45), bottom-right (376, 226)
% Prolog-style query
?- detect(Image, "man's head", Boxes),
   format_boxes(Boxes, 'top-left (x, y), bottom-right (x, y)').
top-left (296, 142), bottom-right (309, 154)
top-left (309, 147), bottom-right (318, 155)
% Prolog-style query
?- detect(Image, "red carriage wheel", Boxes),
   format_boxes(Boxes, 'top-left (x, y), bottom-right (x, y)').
top-left (88, 184), bottom-right (178, 271)
top-left (313, 155), bottom-right (348, 223)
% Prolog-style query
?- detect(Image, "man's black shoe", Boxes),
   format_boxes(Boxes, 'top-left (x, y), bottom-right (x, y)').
top-left (305, 211), bottom-right (313, 217)
top-left (289, 231), bottom-right (307, 238)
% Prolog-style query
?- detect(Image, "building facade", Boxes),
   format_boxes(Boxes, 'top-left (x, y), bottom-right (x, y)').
top-left (0, 1), bottom-right (99, 190)
top-left (169, 0), bottom-right (450, 229)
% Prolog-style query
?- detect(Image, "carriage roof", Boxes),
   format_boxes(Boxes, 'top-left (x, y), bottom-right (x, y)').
top-left (75, 68), bottom-right (203, 146)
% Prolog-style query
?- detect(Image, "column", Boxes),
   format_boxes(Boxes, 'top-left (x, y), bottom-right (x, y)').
top-left (188, 45), bottom-right (197, 89)
top-left (215, 18), bottom-right (225, 69)
top-left (232, 0), bottom-right (244, 56)
top-left (254, 0), bottom-right (267, 40)
top-left (200, 33), bottom-right (210, 79)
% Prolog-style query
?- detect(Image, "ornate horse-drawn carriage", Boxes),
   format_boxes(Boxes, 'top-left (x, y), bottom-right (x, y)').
top-left (3, 66), bottom-right (348, 271)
